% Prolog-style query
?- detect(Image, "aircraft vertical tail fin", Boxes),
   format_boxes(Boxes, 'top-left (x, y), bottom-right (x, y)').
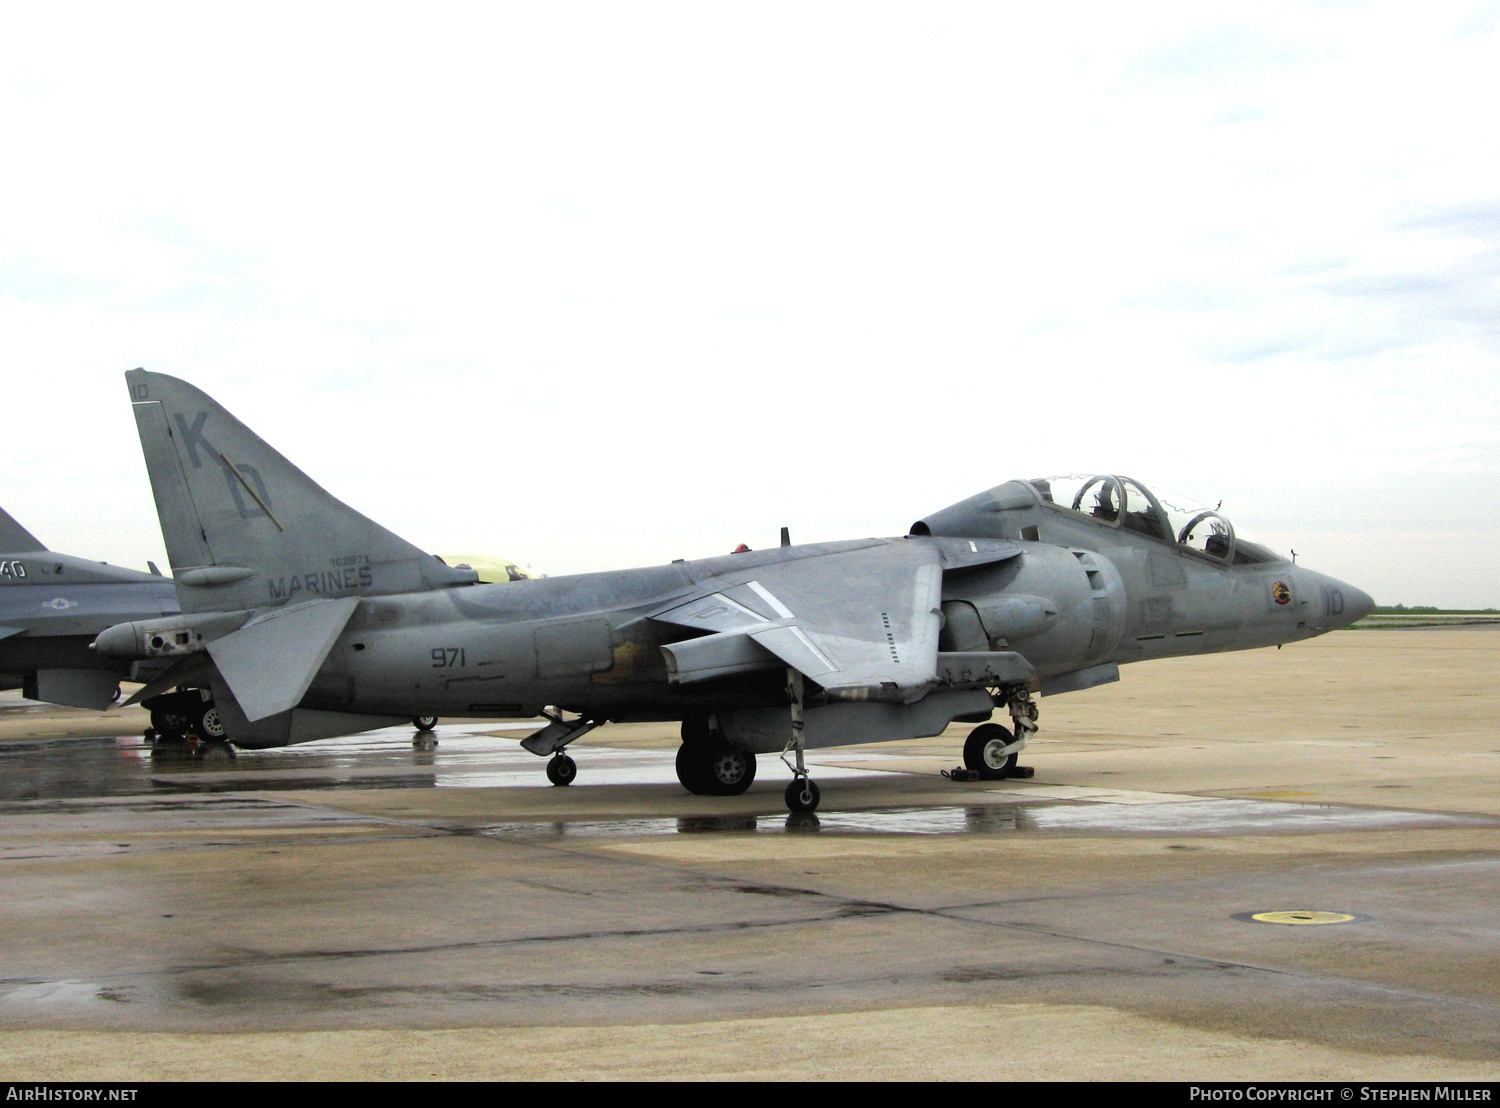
top-left (0, 507), bottom-right (46, 553)
top-left (125, 369), bottom-right (475, 614)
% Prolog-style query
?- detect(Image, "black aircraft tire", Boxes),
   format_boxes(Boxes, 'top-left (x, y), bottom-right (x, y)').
top-left (675, 742), bottom-right (713, 795)
top-left (546, 754), bottom-right (577, 786)
top-left (680, 715), bottom-right (713, 745)
top-left (412, 715), bottom-right (439, 731)
top-left (150, 708), bottom-right (190, 742)
top-left (195, 704), bottom-right (228, 741)
top-left (705, 742), bottom-right (756, 796)
top-left (963, 723), bottom-right (1018, 779)
top-left (785, 778), bottom-right (821, 814)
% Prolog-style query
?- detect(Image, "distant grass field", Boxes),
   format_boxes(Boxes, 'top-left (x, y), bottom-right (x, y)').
top-left (1374, 606), bottom-right (1499, 615)
top-left (1351, 606), bottom-right (1500, 629)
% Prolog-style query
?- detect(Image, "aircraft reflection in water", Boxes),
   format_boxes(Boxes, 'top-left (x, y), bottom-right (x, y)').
top-left (94, 370), bottom-right (1373, 814)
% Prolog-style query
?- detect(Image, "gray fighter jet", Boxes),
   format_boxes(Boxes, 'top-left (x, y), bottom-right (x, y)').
top-left (95, 370), bottom-right (1374, 812)
top-left (0, 504), bottom-right (179, 710)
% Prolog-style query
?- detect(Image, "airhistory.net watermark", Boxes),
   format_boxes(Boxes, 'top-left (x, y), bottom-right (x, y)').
top-left (5, 1090), bottom-right (137, 1102)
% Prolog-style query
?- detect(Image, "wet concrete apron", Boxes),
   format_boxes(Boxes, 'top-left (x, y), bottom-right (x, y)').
top-left (9, 621), bottom-right (1500, 1078)
top-left (0, 713), bottom-right (1498, 1070)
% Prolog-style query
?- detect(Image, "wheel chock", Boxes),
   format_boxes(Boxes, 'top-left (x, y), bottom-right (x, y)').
top-left (942, 765), bottom-right (1034, 782)
top-left (942, 767), bottom-right (983, 782)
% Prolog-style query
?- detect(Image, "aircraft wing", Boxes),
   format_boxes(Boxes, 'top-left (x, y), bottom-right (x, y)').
top-left (652, 540), bottom-right (945, 702)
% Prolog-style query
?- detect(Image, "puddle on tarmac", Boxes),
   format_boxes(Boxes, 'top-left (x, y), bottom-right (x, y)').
top-left (0, 724), bottom-right (539, 801)
top-left (2, 727), bottom-right (1493, 839)
top-left (0, 726), bottom-right (870, 800)
top-left (476, 799), bottom-right (1491, 839)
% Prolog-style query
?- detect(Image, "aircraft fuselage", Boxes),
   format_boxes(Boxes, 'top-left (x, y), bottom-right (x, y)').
top-left (275, 519), bottom-right (1362, 745)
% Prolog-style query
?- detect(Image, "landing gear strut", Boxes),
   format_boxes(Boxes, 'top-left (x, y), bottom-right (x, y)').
top-left (779, 669), bottom-right (819, 813)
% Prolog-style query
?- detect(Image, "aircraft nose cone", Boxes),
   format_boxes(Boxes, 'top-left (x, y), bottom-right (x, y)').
top-left (1342, 584), bottom-right (1375, 626)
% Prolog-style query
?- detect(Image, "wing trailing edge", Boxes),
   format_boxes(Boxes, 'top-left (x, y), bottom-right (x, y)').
top-left (651, 540), bottom-right (946, 701)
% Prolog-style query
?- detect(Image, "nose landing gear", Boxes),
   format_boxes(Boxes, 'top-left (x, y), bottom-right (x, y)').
top-left (961, 688), bottom-right (1039, 780)
top-left (963, 723), bottom-right (1018, 779)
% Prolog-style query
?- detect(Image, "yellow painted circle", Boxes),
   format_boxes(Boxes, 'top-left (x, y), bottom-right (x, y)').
top-left (1250, 910), bottom-right (1356, 925)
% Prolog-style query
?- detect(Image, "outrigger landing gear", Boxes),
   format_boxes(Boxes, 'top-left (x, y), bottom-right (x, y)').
top-left (785, 777), bottom-right (820, 814)
top-left (780, 668), bottom-right (819, 813)
top-left (411, 715), bottom-right (439, 748)
top-left (546, 753), bottom-right (578, 786)
top-left (521, 710), bottom-right (602, 786)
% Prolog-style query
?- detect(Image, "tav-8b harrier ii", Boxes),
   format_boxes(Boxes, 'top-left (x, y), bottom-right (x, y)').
top-left (95, 370), bottom-right (1374, 813)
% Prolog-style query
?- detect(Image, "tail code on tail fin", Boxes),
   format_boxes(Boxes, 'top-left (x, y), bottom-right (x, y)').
top-left (126, 369), bottom-right (475, 613)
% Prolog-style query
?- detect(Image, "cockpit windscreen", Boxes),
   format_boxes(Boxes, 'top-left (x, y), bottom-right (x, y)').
top-left (1028, 475), bottom-right (1286, 565)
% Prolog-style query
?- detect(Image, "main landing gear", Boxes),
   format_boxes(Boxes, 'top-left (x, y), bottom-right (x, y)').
top-left (673, 671), bottom-right (821, 812)
top-left (143, 688), bottom-right (224, 743)
top-left (674, 716), bottom-right (757, 796)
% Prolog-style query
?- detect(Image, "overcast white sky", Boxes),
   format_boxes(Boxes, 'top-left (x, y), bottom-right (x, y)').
top-left (3, 2), bottom-right (1497, 606)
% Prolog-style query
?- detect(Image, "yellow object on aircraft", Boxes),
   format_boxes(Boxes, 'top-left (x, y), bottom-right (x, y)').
top-left (439, 555), bottom-right (538, 583)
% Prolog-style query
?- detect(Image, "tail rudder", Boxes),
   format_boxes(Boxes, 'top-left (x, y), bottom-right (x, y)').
top-left (126, 369), bottom-right (474, 613)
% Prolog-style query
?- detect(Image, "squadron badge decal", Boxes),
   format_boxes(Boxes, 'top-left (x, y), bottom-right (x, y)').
top-left (1271, 580), bottom-right (1292, 606)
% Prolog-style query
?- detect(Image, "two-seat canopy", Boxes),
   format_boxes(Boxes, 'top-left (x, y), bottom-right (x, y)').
top-left (1024, 475), bottom-right (1284, 566)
